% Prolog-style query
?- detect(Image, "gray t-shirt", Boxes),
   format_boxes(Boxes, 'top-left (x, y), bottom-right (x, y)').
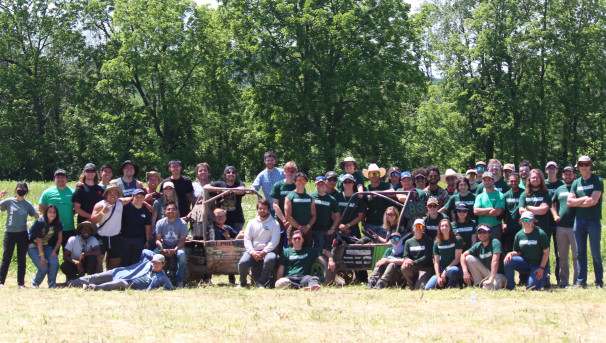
top-left (65, 235), bottom-right (99, 260)
top-left (0, 198), bottom-right (37, 232)
top-left (155, 217), bottom-right (188, 248)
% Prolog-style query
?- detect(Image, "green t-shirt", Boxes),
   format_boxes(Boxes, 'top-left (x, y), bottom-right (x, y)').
top-left (474, 190), bottom-right (505, 227)
top-left (452, 219), bottom-right (477, 251)
top-left (546, 179), bottom-right (564, 226)
top-left (503, 189), bottom-right (523, 233)
top-left (270, 180), bottom-right (296, 215)
top-left (0, 198), bottom-right (37, 232)
top-left (39, 186), bottom-right (75, 231)
top-left (467, 239), bottom-right (503, 271)
top-left (286, 191), bottom-right (313, 226)
top-left (513, 228), bottom-right (549, 266)
top-left (310, 191), bottom-right (339, 232)
top-left (423, 212), bottom-right (448, 240)
top-left (519, 190), bottom-right (552, 234)
top-left (382, 246), bottom-right (405, 259)
top-left (444, 192), bottom-right (477, 221)
top-left (552, 184), bottom-right (576, 228)
top-left (403, 237), bottom-right (432, 267)
top-left (570, 174), bottom-right (604, 221)
top-left (278, 247), bottom-right (322, 276)
top-left (336, 171), bottom-right (365, 192)
top-left (339, 193), bottom-right (365, 236)
top-left (433, 236), bottom-right (463, 269)
top-left (475, 178), bottom-right (510, 194)
top-left (364, 182), bottom-right (391, 226)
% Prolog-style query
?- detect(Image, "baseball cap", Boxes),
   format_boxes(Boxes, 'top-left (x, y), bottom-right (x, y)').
top-left (325, 171), bottom-right (338, 180)
top-left (388, 167), bottom-right (401, 175)
top-left (83, 163), bottom-right (96, 172)
top-left (521, 211), bottom-right (535, 220)
top-left (224, 166), bottom-right (237, 174)
top-left (563, 166), bottom-right (574, 172)
top-left (546, 161), bottom-right (558, 169)
top-left (477, 224), bottom-right (491, 233)
top-left (455, 203), bottom-right (469, 211)
top-left (427, 197), bottom-right (439, 206)
top-left (163, 181), bottom-right (175, 189)
top-left (400, 171), bottom-right (412, 179)
top-left (389, 232), bottom-right (402, 238)
top-left (503, 164), bottom-right (515, 172)
top-left (315, 176), bottom-right (327, 184)
top-left (482, 171), bottom-right (494, 179)
top-left (413, 218), bottom-right (425, 227)
top-left (340, 174), bottom-right (356, 183)
top-left (132, 188), bottom-right (146, 196)
top-left (152, 254), bottom-right (166, 263)
top-left (54, 169), bottom-right (67, 177)
top-left (476, 161), bottom-right (487, 166)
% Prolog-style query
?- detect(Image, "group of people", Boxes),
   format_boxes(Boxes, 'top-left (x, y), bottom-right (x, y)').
top-left (0, 152), bottom-right (602, 292)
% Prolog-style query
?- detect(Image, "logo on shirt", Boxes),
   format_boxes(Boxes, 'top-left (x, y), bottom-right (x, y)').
top-left (315, 200), bottom-right (330, 207)
top-left (288, 253), bottom-right (308, 260)
top-left (454, 226), bottom-right (473, 233)
top-left (280, 191), bottom-right (291, 195)
top-left (293, 198), bottom-right (311, 203)
top-left (580, 184), bottom-right (594, 191)
top-left (410, 246), bottom-right (426, 252)
top-left (426, 225), bottom-right (438, 232)
top-left (479, 251), bottom-right (493, 259)
top-left (438, 243), bottom-right (455, 250)
top-left (506, 198), bottom-right (519, 203)
top-left (519, 239), bottom-right (538, 246)
top-left (526, 197), bottom-right (544, 202)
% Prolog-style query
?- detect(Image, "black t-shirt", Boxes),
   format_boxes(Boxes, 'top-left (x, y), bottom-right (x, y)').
top-left (161, 176), bottom-right (194, 217)
top-left (28, 218), bottom-right (63, 248)
top-left (72, 183), bottom-right (104, 223)
top-left (210, 181), bottom-right (246, 226)
top-left (121, 202), bottom-right (152, 238)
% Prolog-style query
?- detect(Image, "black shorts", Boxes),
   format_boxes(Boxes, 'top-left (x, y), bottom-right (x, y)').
top-left (97, 235), bottom-right (123, 259)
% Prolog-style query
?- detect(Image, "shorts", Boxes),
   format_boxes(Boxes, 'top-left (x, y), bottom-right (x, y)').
top-left (97, 235), bottom-right (123, 259)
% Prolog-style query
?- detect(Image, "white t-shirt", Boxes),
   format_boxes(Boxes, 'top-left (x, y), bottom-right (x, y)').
top-left (65, 235), bottom-right (99, 260)
top-left (97, 200), bottom-right (123, 237)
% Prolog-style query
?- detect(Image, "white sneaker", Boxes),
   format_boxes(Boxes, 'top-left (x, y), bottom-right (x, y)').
top-left (275, 278), bottom-right (291, 289)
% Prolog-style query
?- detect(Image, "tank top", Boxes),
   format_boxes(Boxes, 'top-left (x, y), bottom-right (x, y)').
top-left (118, 177), bottom-right (138, 197)
top-left (97, 200), bottom-right (123, 237)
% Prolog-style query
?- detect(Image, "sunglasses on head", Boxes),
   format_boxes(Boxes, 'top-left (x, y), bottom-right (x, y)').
top-left (368, 172), bottom-right (380, 177)
top-left (522, 218), bottom-right (533, 223)
top-left (390, 237), bottom-right (400, 242)
top-left (296, 179), bottom-right (306, 183)
top-left (476, 166), bottom-right (486, 171)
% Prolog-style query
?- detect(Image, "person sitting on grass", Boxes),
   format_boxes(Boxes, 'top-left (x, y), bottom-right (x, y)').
top-left (62, 250), bottom-right (173, 291)
top-left (366, 232), bottom-right (405, 289)
top-left (275, 230), bottom-right (336, 290)
top-left (61, 221), bottom-right (101, 281)
top-left (504, 211), bottom-right (550, 290)
top-left (460, 224), bottom-right (506, 290)
top-left (400, 219), bottom-right (433, 290)
top-left (425, 219), bottom-right (463, 290)
top-left (238, 199), bottom-right (281, 288)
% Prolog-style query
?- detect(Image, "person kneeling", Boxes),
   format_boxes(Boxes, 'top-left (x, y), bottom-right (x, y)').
top-left (238, 200), bottom-right (281, 288)
top-left (275, 230), bottom-right (335, 291)
top-left (60, 221), bottom-right (101, 281)
top-left (63, 250), bottom-right (173, 291)
top-left (366, 232), bottom-right (405, 289)
top-left (504, 211), bottom-right (550, 290)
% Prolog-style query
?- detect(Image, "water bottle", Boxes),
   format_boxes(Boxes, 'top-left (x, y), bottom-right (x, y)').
top-left (470, 291), bottom-right (477, 306)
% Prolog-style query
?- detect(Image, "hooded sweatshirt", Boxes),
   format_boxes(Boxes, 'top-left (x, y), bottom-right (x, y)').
top-left (243, 215), bottom-right (281, 254)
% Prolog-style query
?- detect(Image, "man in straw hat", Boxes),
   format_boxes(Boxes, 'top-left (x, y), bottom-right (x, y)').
top-left (362, 163), bottom-right (390, 239)
top-left (441, 168), bottom-right (462, 196)
top-left (60, 221), bottom-right (101, 281)
top-left (567, 156), bottom-right (604, 288)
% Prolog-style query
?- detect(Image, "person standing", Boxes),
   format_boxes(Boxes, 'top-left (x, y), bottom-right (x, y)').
top-left (412, 168), bottom-right (428, 190)
top-left (518, 160), bottom-right (533, 190)
top-left (567, 156), bottom-right (604, 288)
top-left (337, 174), bottom-right (366, 241)
top-left (98, 164), bottom-right (114, 190)
top-left (0, 183), bottom-right (39, 289)
top-left (551, 166), bottom-right (578, 288)
top-left (336, 157), bottom-right (365, 193)
top-left (284, 173), bottom-right (316, 246)
top-left (440, 169), bottom-right (461, 196)
top-left (143, 171), bottom-right (162, 207)
top-left (502, 173), bottom-right (524, 253)
top-left (363, 163), bottom-right (391, 238)
top-left (442, 177), bottom-right (476, 221)
top-left (519, 169), bottom-right (552, 240)
top-left (386, 167), bottom-right (402, 190)
top-left (162, 160), bottom-right (195, 218)
top-left (27, 205), bottom-right (63, 288)
top-left (271, 161), bottom-right (297, 230)
top-left (91, 184), bottom-right (127, 271)
top-left (502, 164), bottom-right (516, 184)
top-left (120, 189), bottom-right (152, 266)
top-left (473, 172), bottom-right (505, 240)
top-left (113, 160), bottom-right (144, 197)
top-left (73, 163), bottom-right (104, 224)
top-left (545, 161), bottom-right (564, 285)
top-left (39, 169), bottom-right (75, 246)
top-left (310, 177), bottom-right (340, 250)
top-left (252, 152), bottom-right (285, 208)
top-left (192, 162), bottom-right (212, 200)
top-left (475, 159), bottom-right (510, 194)
top-left (205, 166), bottom-right (247, 232)
top-left (424, 166), bottom-right (449, 207)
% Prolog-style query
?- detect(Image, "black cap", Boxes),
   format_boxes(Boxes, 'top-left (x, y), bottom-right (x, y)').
top-left (54, 169), bottom-right (67, 177)
top-left (83, 163), bottom-right (96, 172)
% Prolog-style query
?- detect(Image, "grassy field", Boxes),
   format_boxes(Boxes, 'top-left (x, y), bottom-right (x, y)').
top-left (0, 180), bottom-right (605, 342)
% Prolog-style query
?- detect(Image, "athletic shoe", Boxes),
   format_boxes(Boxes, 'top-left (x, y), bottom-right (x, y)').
top-left (304, 285), bottom-right (321, 291)
top-left (275, 278), bottom-right (291, 289)
top-left (18, 285), bottom-right (27, 290)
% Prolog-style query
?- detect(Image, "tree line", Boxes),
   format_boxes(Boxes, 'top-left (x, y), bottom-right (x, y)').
top-left (1, 0), bottom-right (604, 182)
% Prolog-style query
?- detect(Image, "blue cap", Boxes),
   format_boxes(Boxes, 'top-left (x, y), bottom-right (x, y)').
top-left (315, 176), bottom-right (327, 183)
top-left (132, 188), bottom-right (146, 196)
top-left (400, 171), bottom-right (412, 180)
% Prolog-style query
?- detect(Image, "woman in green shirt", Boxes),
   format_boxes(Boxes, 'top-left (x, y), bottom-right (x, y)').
top-left (425, 219), bottom-right (463, 289)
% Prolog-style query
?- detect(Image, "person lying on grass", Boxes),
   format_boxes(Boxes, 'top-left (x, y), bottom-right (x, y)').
top-left (57, 249), bottom-right (173, 291)
top-left (275, 230), bottom-right (336, 291)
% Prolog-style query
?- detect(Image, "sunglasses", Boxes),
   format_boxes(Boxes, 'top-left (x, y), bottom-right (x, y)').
top-left (391, 172), bottom-right (401, 177)
top-left (327, 178), bottom-right (338, 182)
top-left (285, 169), bottom-right (296, 173)
top-left (414, 224), bottom-right (425, 230)
top-left (466, 174), bottom-right (476, 178)
top-left (225, 171), bottom-right (236, 175)
top-left (368, 172), bottom-right (380, 177)
top-left (85, 170), bottom-right (96, 173)
top-left (296, 179), bottom-right (306, 183)
top-left (476, 166), bottom-right (486, 171)
top-left (490, 164), bottom-right (501, 169)
top-left (427, 204), bottom-right (438, 208)
top-left (415, 177), bottom-right (426, 181)
top-left (446, 177), bottom-right (456, 181)
top-left (578, 163), bottom-right (591, 167)
top-left (386, 213), bottom-right (396, 217)
top-left (292, 237), bottom-right (302, 241)
top-left (477, 230), bottom-right (490, 234)
top-left (522, 218), bottom-right (533, 223)
top-left (390, 237), bottom-right (400, 242)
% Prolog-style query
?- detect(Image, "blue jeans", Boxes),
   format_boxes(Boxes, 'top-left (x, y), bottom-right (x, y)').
top-left (424, 266), bottom-right (463, 290)
top-left (28, 246), bottom-right (59, 288)
top-left (504, 255), bottom-right (550, 290)
top-left (154, 245), bottom-right (186, 283)
top-left (574, 219), bottom-right (603, 287)
top-left (365, 224), bottom-right (386, 239)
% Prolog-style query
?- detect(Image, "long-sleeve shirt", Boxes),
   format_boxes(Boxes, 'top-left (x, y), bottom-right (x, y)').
top-left (243, 215), bottom-right (281, 254)
top-left (112, 249), bottom-right (174, 290)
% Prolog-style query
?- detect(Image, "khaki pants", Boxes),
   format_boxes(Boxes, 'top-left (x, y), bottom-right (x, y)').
top-left (556, 226), bottom-right (578, 287)
top-left (401, 264), bottom-right (433, 290)
top-left (369, 263), bottom-right (403, 286)
top-left (465, 255), bottom-right (506, 290)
